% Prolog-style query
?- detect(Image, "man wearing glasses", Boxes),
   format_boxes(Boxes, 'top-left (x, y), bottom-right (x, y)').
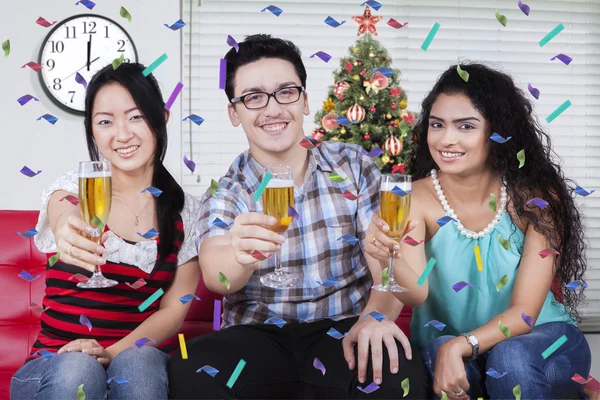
top-left (168, 34), bottom-right (426, 399)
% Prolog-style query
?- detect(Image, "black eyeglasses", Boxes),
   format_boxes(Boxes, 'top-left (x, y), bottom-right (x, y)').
top-left (231, 86), bottom-right (305, 110)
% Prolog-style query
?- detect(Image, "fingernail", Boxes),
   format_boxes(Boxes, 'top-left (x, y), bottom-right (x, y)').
top-left (383, 226), bottom-right (389, 231)
top-left (269, 217), bottom-right (277, 224)
top-left (394, 244), bottom-right (400, 250)
top-left (359, 377), bottom-right (365, 383)
top-left (84, 226), bottom-right (93, 234)
top-left (375, 378), bottom-right (382, 385)
top-left (392, 367), bottom-right (398, 374)
top-left (276, 245), bottom-right (281, 250)
top-left (96, 246), bottom-right (105, 254)
top-left (98, 257), bottom-right (106, 264)
top-left (348, 362), bottom-right (353, 370)
top-left (408, 353), bottom-right (412, 360)
top-left (279, 236), bottom-right (285, 242)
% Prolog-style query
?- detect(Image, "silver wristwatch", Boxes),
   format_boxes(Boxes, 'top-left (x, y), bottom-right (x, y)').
top-left (460, 333), bottom-right (479, 360)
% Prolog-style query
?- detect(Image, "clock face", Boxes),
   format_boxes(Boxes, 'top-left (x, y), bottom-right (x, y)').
top-left (38, 14), bottom-right (138, 115)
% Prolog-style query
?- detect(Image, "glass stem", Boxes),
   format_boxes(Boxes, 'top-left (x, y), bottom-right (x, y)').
top-left (93, 235), bottom-right (102, 275)
top-left (388, 249), bottom-right (396, 283)
top-left (273, 247), bottom-right (282, 274)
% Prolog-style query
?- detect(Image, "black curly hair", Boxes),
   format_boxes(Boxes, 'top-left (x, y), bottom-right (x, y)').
top-left (410, 63), bottom-right (587, 322)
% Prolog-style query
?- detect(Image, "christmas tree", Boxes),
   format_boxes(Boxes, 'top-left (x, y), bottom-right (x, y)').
top-left (313, 7), bottom-right (418, 174)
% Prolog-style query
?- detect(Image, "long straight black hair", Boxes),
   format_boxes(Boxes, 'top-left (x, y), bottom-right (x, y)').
top-left (84, 63), bottom-right (184, 261)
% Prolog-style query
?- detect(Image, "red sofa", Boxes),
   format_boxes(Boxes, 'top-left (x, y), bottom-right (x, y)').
top-left (0, 210), bottom-right (411, 400)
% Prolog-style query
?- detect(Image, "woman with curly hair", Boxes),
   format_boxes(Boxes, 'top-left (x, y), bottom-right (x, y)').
top-left (364, 63), bottom-right (592, 399)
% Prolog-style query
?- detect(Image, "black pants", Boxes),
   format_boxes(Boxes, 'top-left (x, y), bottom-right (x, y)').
top-left (168, 316), bottom-right (427, 399)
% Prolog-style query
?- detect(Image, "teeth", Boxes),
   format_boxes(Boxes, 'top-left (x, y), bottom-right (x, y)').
top-left (116, 146), bottom-right (139, 154)
top-left (262, 123), bottom-right (287, 132)
top-left (442, 151), bottom-right (464, 158)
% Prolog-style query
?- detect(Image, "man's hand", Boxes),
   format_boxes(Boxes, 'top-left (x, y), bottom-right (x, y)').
top-left (229, 212), bottom-right (285, 268)
top-left (57, 338), bottom-right (114, 366)
top-left (342, 314), bottom-right (412, 385)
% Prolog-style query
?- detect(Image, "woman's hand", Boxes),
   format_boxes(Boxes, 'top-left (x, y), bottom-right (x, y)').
top-left (55, 214), bottom-right (108, 272)
top-left (57, 338), bottom-right (114, 366)
top-left (433, 338), bottom-right (471, 400)
top-left (364, 214), bottom-right (418, 262)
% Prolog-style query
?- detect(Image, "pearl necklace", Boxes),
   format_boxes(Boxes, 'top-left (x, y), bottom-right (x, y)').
top-left (430, 169), bottom-right (508, 240)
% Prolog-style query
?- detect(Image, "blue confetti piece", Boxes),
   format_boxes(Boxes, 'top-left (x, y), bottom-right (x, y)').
top-left (451, 281), bottom-right (474, 292)
top-left (18, 269), bottom-right (41, 282)
top-left (107, 377), bottom-right (129, 385)
top-left (212, 217), bottom-right (234, 229)
top-left (37, 113), bottom-right (58, 125)
top-left (324, 16), bottom-right (346, 28)
top-left (391, 186), bottom-right (412, 197)
top-left (337, 234), bottom-right (359, 245)
top-left (17, 94), bottom-right (39, 106)
top-left (566, 280), bottom-right (588, 291)
top-left (179, 294), bottom-right (201, 305)
top-left (490, 133), bottom-right (512, 144)
top-left (486, 368), bottom-right (508, 379)
top-left (372, 67), bottom-right (393, 77)
top-left (326, 327), bottom-right (348, 340)
top-left (366, 148), bottom-right (383, 158)
top-left (436, 216), bottom-right (456, 227)
top-left (164, 19), bottom-right (186, 30)
top-left (197, 365), bottom-right (220, 377)
top-left (141, 186), bottom-right (163, 197)
top-left (424, 319), bottom-right (446, 331)
top-left (360, 0), bottom-right (382, 11)
top-left (20, 166), bottom-right (42, 177)
top-left (75, 0), bottom-right (96, 10)
top-left (310, 51), bottom-right (332, 63)
top-left (363, 311), bottom-right (385, 322)
top-left (335, 116), bottom-right (352, 126)
top-left (17, 228), bottom-right (38, 239)
top-left (526, 197), bottom-right (549, 209)
top-left (134, 337), bottom-right (156, 347)
top-left (265, 316), bottom-right (287, 328)
top-left (33, 349), bottom-right (55, 357)
top-left (261, 5), bottom-right (283, 16)
top-left (550, 54), bottom-right (573, 65)
top-left (316, 278), bottom-right (337, 288)
top-left (574, 186), bottom-right (595, 197)
top-left (182, 114), bottom-right (204, 126)
top-left (137, 228), bottom-right (159, 239)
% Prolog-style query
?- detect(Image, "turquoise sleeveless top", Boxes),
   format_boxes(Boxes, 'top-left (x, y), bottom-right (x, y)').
top-left (411, 193), bottom-right (574, 349)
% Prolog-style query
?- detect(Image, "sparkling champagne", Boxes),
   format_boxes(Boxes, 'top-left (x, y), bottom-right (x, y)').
top-left (380, 182), bottom-right (411, 239)
top-left (263, 179), bottom-right (294, 234)
top-left (79, 173), bottom-right (112, 239)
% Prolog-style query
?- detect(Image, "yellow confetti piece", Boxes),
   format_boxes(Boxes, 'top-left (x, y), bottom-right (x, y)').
top-left (474, 245), bottom-right (483, 271)
top-left (499, 319), bottom-right (511, 338)
top-left (496, 274), bottom-right (509, 291)
top-left (401, 377), bottom-right (410, 397)
top-left (178, 333), bottom-right (188, 359)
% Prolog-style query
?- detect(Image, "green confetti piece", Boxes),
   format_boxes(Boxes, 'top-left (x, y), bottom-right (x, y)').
top-left (513, 384), bottom-right (521, 400)
top-left (2, 39), bottom-right (10, 57)
top-left (49, 252), bottom-right (61, 267)
top-left (91, 216), bottom-right (105, 233)
top-left (495, 10), bottom-right (508, 27)
top-left (226, 359), bottom-right (246, 388)
top-left (498, 234), bottom-right (511, 251)
top-left (441, 390), bottom-right (449, 400)
top-left (218, 272), bottom-right (231, 290)
top-left (401, 377), bottom-right (410, 397)
top-left (329, 173), bottom-right (348, 183)
top-left (546, 100), bottom-right (572, 124)
top-left (112, 53), bottom-right (125, 70)
top-left (496, 274), bottom-right (509, 291)
top-left (77, 384), bottom-right (86, 400)
top-left (142, 53), bottom-right (168, 77)
top-left (119, 6), bottom-right (132, 23)
top-left (457, 65), bottom-right (469, 82)
top-left (210, 179), bottom-right (218, 197)
top-left (488, 193), bottom-right (497, 212)
top-left (541, 334), bottom-right (567, 359)
top-left (539, 23), bottom-right (564, 47)
top-left (417, 257), bottom-right (436, 286)
top-left (421, 22), bottom-right (440, 51)
top-left (137, 288), bottom-right (164, 312)
top-left (517, 149), bottom-right (525, 168)
top-left (498, 319), bottom-right (511, 338)
top-left (253, 172), bottom-right (272, 201)
top-left (382, 267), bottom-right (390, 287)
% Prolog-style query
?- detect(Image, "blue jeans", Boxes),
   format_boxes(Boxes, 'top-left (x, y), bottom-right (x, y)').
top-left (10, 346), bottom-right (169, 400)
top-left (421, 322), bottom-right (591, 399)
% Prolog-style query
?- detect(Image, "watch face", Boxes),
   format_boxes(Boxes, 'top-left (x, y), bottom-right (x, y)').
top-left (38, 14), bottom-right (138, 115)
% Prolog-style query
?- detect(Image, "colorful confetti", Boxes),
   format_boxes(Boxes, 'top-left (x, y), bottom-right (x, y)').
top-left (218, 272), bottom-right (231, 290)
top-left (17, 94), bottom-right (39, 106)
top-left (474, 245), bottom-right (483, 271)
top-left (79, 314), bottom-right (92, 331)
top-left (381, 267), bottom-right (390, 287)
top-left (441, 391), bottom-right (449, 400)
top-left (107, 377), bottom-right (128, 385)
top-left (288, 206), bottom-right (300, 221)
top-left (164, 82), bottom-right (183, 111)
top-left (521, 310), bottom-right (534, 327)
top-left (457, 65), bottom-right (470, 82)
top-left (226, 35), bottom-right (239, 52)
top-left (401, 377), bottom-right (410, 397)
top-left (164, 19), bottom-right (186, 30)
top-left (137, 288), bottom-right (164, 312)
top-left (112, 53), bottom-right (125, 70)
top-left (489, 193), bottom-right (497, 212)
top-left (571, 373), bottom-right (592, 384)
top-left (360, 0), bottom-right (382, 10)
top-left (210, 179), bottom-right (218, 197)
top-left (133, 337), bottom-right (156, 347)
top-left (75, 72), bottom-right (87, 89)
top-left (542, 334), bottom-right (567, 359)
top-left (452, 281), bottom-right (474, 292)
top-left (550, 54), bottom-right (573, 65)
top-left (141, 186), bottom-right (163, 197)
top-left (2, 39), bottom-right (9, 57)
top-left (329, 173), bottom-right (347, 183)
top-left (309, 51), bottom-right (332, 63)
top-left (179, 294), bottom-right (200, 305)
top-left (327, 327), bottom-right (347, 340)
top-left (436, 216), bottom-right (456, 227)
top-left (336, 116), bottom-right (352, 126)
top-left (372, 67), bottom-right (394, 77)
top-left (33, 349), bottom-right (55, 357)
top-left (21, 62), bottom-right (43, 71)
top-left (387, 19), bottom-right (408, 29)
top-left (313, 357), bottom-right (326, 375)
top-left (226, 359), bottom-right (246, 388)
top-left (518, 0), bottom-right (531, 16)
top-left (417, 257), bottom-right (436, 286)
top-left (142, 53), bottom-right (168, 77)
top-left (324, 16), bottom-right (346, 28)
top-left (37, 114), bottom-right (58, 125)
top-left (120, 6), bottom-right (132, 23)
top-left (526, 197), bottom-right (548, 209)
top-left (403, 236), bottom-right (424, 246)
top-left (178, 333), bottom-right (188, 359)
top-left (566, 280), bottom-right (588, 291)
top-left (17, 228), bottom-right (38, 239)
top-left (315, 278), bottom-right (337, 288)
top-left (546, 100), bottom-right (572, 123)
top-left (495, 10), bottom-right (508, 27)
top-left (92, 215), bottom-right (105, 233)
top-left (75, 0), bottom-right (96, 10)
top-left (265, 316), bottom-right (287, 328)
top-left (300, 137), bottom-right (321, 149)
top-left (20, 166), bottom-right (42, 177)
top-left (49, 252), bottom-right (60, 267)
top-left (212, 217), bottom-right (233, 229)
top-left (496, 274), bottom-right (509, 292)
top-left (574, 186), bottom-right (595, 197)
top-left (125, 278), bottom-right (146, 289)
top-left (261, 5), bottom-right (283, 16)
top-left (78, 384), bottom-right (86, 400)
top-left (213, 299), bottom-right (221, 331)
top-left (197, 365), bottom-right (219, 377)
top-left (357, 382), bottom-right (380, 394)
top-left (498, 320), bottom-right (511, 338)
top-left (539, 248), bottom-right (560, 258)
top-left (539, 23), bottom-right (564, 47)
top-left (68, 274), bottom-right (90, 283)
top-left (250, 250), bottom-right (272, 261)
top-left (528, 83), bottom-right (540, 100)
top-left (18, 270), bottom-right (41, 282)
top-left (421, 22), bottom-right (440, 51)
top-left (424, 320), bottom-right (446, 331)
top-left (366, 148), bottom-right (384, 158)
top-left (182, 114), bottom-right (204, 125)
top-left (498, 234), bottom-right (511, 250)
top-left (60, 195), bottom-right (80, 205)
top-left (337, 234), bottom-right (359, 245)
top-left (183, 155), bottom-right (196, 173)
top-left (342, 190), bottom-right (362, 201)
top-left (486, 367), bottom-right (508, 379)
top-left (36, 17), bottom-right (57, 27)
top-left (137, 228), bottom-right (159, 239)
top-left (219, 58), bottom-right (226, 90)
top-left (517, 149), bottom-right (526, 168)
top-left (253, 172), bottom-right (272, 201)
top-left (364, 311), bottom-right (386, 322)
top-left (490, 132), bottom-right (512, 144)
top-left (391, 186), bottom-right (412, 197)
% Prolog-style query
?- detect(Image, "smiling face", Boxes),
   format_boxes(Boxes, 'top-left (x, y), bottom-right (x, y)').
top-left (227, 58), bottom-right (310, 157)
top-left (91, 83), bottom-right (158, 173)
top-left (427, 93), bottom-right (491, 175)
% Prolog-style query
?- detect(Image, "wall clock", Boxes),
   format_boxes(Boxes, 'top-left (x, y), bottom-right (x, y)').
top-left (38, 14), bottom-right (138, 115)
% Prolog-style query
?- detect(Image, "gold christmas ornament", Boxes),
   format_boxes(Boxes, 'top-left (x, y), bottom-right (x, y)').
top-left (400, 99), bottom-right (408, 109)
top-left (353, 74), bottom-right (360, 81)
top-left (340, 128), bottom-right (347, 134)
top-left (332, 136), bottom-right (340, 141)
top-left (354, 61), bottom-right (358, 66)
top-left (386, 113), bottom-right (392, 119)
top-left (381, 155), bottom-right (390, 164)
top-left (353, 47), bottom-right (360, 54)
top-left (369, 52), bottom-right (375, 58)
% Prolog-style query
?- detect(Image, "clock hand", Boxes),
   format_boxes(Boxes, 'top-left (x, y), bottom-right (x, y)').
top-left (62, 56), bottom-right (100, 81)
top-left (86, 35), bottom-right (92, 71)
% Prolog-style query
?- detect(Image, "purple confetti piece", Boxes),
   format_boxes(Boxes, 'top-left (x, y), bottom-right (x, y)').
top-left (452, 281), bottom-right (474, 292)
top-left (17, 94), bottom-right (39, 106)
top-left (528, 83), bottom-right (540, 100)
top-left (75, 0), bottom-right (96, 10)
top-left (20, 166), bottom-right (42, 177)
top-left (360, 0), bottom-right (382, 11)
top-left (371, 67), bottom-right (394, 77)
top-left (134, 337), bottom-right (156, 348)
top-left (179, 294), bottom-right (200, 305)
top-left (219, 58), bottom-right (226, 90)
top-left (164, 19), bottom-right (186, 30)
top-left (79, 314), bottom-right (92, 331)
top-left (437, 215), bottom-right (456, 227)
top-left (107, 377), bottom-right (129, 385)
top-left (33, 349), bottom-right (55, 357)
top-left (310, 51), bottom-right (332, 63)
top-left (391, 186), bottom-right (412, 197)
top-left (526, 197), bottom-right (549, 209)
top-left (288, 206), bottom-right (299, 221)
top-left (182, 114), bottom-right (204, 125)
top-left (326, 327), bottom-right (348, 340)
top-left (574, 186), bottom-right (595, 197)
top-left (337, 234), bottom-right (359, 245)
top-left (18, 269), bottom-right (41, 282)
top-left (424, 319), bottom-right (447, 331)
top-left (17, 228), bottom-right (38, 238)
top-left (324, 16), bottom-right (346, 28)
top-left (75, 72), bottom-right (87, 88)
top-left (226, 35), bottom-right (239, 52)
top-left (518, 0), bottom-right (530, 16)
top-left (566, 280), bottom-right (588, 291)
top-left (37, 113), bottom-right (58, 125)
top-left (551, 54), bottom-right (573, 65)
top-left (367, 148), bottom-right (383, 158)
top-left (363, 311), bottom-right (385, 322)
top-left (183, 155), bottom-right (196, 173)
top-left (265, 316), bottom-right (287, 328)
top-left (212, 217), bottom-right (234, 229)
top-left (196, 365), bottom-right (219, 377)
top-left (313, 357), bottom-right (326, 375)
top-left (164, 82), bottom-right (183, 111)
top-left (357, 382), bottom-right (380, 394)
top-left (335, 116), bottom-right (352, 126)
top-left (141, 186), bottom-right (163, 197)
top-left (490, 133), bottom-right (512, 144)
top-left (521, 311), bottom-right (534, 327)
top-left (261, 5), bottom-right (283, 16)
top-left (137, 228), bottom-right (159, 239)
top-left (316, 278), bottom-right (337, 288)
top-left (213, 299), bottom-right (221, 331)
top-left (486, 367), bottom-right (508, 379)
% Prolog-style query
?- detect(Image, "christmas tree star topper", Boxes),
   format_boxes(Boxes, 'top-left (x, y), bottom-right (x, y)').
top-left (352, 5), bottom-right (383, 36)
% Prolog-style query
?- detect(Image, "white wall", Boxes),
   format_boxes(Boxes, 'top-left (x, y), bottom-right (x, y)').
top-left (0, 0), bottom-right (182, 210)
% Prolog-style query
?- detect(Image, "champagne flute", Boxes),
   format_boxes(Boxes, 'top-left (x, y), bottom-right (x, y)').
top-left (260, 165), bottom-right (299, 289)
top-left (372, 174), bottom-right (412, 292)
top-left (77, 161), bottom-right (118, 289)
